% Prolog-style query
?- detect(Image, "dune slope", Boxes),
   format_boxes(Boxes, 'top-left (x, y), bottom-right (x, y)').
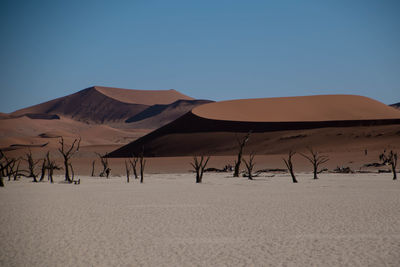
top-left (107, 95), bottom-right (400, 157)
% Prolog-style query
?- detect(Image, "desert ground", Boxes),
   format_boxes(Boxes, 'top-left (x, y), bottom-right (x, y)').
top-left (1, 172), bottom-right (399, 266)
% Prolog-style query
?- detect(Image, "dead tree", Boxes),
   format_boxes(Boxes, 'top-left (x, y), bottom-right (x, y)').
top-left (91, 160), bottom-right (96, 177)
top-left (379, 150), bottom-right (398, 180)
top-left (190, 156), bottom-right (210, 183)
top-left (24, 150), bottom-right (40, 182)
top-left (46, 152), bottom-right (59, 183)
top-left (300, 148), bottom-right (329, 179)
top-left (283, 150), bottom-right (298, 183)
top-left (4, 156), bottom-right (18, 181)
top-left (233, 131), bottom-right (251, 177)
top-left (13, 160), bottom-right (21, 181)
top-left (69, 163), bottom-right (75, 181)
top-left (58, 137), bottom-right (81, 183)
top-left (0, 150), bottom-right (16, 187)
top-left (129, 157), bottom-right (138, 179)
top-left (139, 151), bottom-right (146, 184)
top-left (242, 153), bottom-right (255, 180)
top-left (96, 152), bottom-right (110, 178)
top-left (125, 160), bottom-right (130, 183)
top-left (39, 158), bottom-right (47, 182)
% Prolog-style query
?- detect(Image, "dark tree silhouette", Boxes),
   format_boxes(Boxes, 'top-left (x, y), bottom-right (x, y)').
top-left (190, 156), bottom-right (210, 183)
top-left (300, 148), bottom-right (329, 179)
top-left (0, 150), bottom-right (16, 187)
top-left (12, 159), bottom-right (21, 181)
top-left (139, 151), bottom-right (146, 184)
top-left (91, 160), bottom-right (96, 177)
top-left (58, 137), bottom-right (81, 183)
top-left (129, 156), bottom-right (139, 179)
top-left (283, 150), bottom-right (298, 183)
top-left (379, 150), bottom-right (398, 180)
top-left (45, 152), bottom-right (59, 183)
top-left (96, 152), bottom-right (111, 178)
top-left (242, 153), bottom-right (256, 180)
top-left (125, 160), bottom-right (130, 183)
top-left (3, 155), bottom-right (19, 181)
top-left (234, 131), bottom-right (251, 177)
top-left (24, 150), bottom-right (40, 182)
top-left (39, 158), bottom-right (47, 182)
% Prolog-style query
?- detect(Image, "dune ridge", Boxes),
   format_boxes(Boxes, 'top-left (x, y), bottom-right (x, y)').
top-left (94, 86), bottom-right (194, 105)
top-left (193, 95), bottom-right (400, 122)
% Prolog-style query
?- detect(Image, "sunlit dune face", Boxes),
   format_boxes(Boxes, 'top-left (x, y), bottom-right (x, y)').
top-left (192, 95), bottom-right (400, 122)
top-left (94, 86), bottom-right (194, 105)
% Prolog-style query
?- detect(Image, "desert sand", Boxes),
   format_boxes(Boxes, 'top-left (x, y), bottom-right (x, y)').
top-left (1, 172), bottom-right (399, 266)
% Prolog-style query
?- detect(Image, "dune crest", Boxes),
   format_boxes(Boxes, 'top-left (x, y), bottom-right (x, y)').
top-left (94, 86), bottom-right (194, 105)
top-left (192, 95), bottom-right (400, 122)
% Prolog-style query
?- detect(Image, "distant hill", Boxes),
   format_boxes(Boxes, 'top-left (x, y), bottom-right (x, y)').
top-left (9, 86), bottom-right (207, 127)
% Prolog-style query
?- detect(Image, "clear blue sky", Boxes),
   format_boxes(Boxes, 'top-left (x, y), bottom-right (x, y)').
top-left (1, 0), bottom-right (399, 113)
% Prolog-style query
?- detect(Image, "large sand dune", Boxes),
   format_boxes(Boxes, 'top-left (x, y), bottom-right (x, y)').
top-left (1, 173), bottom-right (399, 266)
top-left (108, 95), bottom-right (400, 157)
top-left (10, 86), bottom-right (195, 124)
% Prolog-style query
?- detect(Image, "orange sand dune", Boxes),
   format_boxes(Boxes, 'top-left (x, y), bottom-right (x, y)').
top-left (108, 95), bottom-right (400, 157)
top-left (193, 95), bottom-right (400, 122)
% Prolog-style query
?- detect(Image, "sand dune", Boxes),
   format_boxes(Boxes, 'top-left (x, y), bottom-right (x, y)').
top-left (193, 95), bottom-right (400, 122)
top-left (0, 87), bottom-right (208, 155)
top-left (0, 116), bottom-right (150, 152)
top-left (5, 86), bottom-right (209, 130)
top-left (108, 95), bottom-right (400, 157)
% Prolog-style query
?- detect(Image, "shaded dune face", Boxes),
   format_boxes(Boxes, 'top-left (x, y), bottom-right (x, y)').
top-left (107, 95), bottom-right (400, 157)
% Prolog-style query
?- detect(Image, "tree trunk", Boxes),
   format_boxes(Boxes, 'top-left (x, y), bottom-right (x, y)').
top-left (313, 166), bottom-right (318, 179)
top-left (0, 177), bottom-right (4, 187)
top-left (91, 160), bottom-right (95, 177)
top-left (290, 169), bottom-right (298, 183)
top-left (234, 154), bottom-right (242, 177)
top-left (64, 160), bottom-right (71, 183)
top-left (69, 163), bottom-right (74, 182)
top-left (393, 164), bottom-right (397, 180)
top-left (40, 160), bottom-right (46, 182)
top-left (196, 170), bottom-right (201, 183)
top-left (49, 168), bottom-right (54, 183)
